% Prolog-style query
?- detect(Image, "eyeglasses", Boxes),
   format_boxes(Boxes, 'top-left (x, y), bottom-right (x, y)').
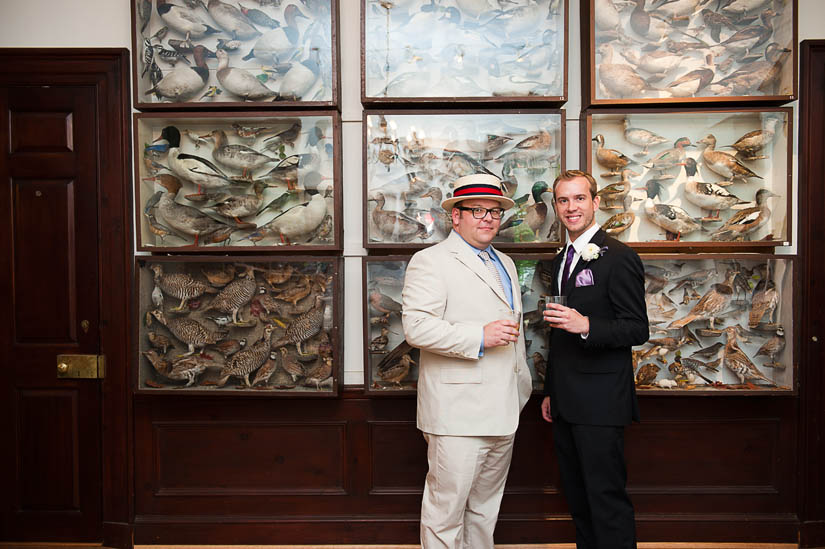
top-left (456, 206), bottom-right (506, 220)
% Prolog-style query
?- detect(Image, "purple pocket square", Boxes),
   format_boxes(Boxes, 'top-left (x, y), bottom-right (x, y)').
top-left (575, 269), bottom-right (594, 287)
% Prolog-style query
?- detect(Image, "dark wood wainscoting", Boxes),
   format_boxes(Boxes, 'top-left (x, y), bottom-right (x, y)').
top-left (133, 391), bottom-right (798, 546)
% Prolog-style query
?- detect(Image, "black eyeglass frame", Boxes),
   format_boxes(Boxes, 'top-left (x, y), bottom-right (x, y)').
top-left (455, 206), bottom-right (506, 220)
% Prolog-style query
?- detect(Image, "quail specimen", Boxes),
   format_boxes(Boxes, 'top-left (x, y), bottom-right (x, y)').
top-left (143, 349), bottom-right (171, 377)
top-left (209, 337), bottom-right (246, 357)
top-left (274, 294), bottom-right (326, 354)
top-left (279, 347), bottom-right (305, 381)
top-left (149, 309), bottom-right (227, 356)
top-left (252, 351), bottom-right (280, 387)
top-left (167, 354), bottom-right (219, 387)
top-left (150, 263), bottom-right (217, 312)
top-left (202, 264), bottom-right (258, 324)
top-left (304, 356), bottom-right (333, 389)
top-left (217, 324), bottom-right (275, 387)
top-left (148, 331), bottom-right (173, 354)
top-left (635, 363), bottom-right (660, 386)
top-left (756, 327), bottom-right (785, 369)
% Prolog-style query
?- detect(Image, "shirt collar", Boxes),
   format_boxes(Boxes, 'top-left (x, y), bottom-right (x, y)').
top-left (456, 232), bottom-right (497, 260)
top-left (566, 223), bottom-right (600, 254)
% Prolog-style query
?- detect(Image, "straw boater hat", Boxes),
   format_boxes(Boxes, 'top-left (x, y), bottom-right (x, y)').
top-left (440, 173), bottom-right (515, 211)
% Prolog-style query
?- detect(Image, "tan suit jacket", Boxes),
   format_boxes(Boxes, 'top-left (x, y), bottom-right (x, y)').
top-left (402, 231), bottom-right (533, 436)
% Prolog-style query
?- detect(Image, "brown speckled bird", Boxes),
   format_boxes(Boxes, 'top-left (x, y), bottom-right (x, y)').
top-left (377, 354), bottom-right (414, 387)
top-left (369, 286), bottom-right (403, 316)
top-left (217, 324), bottom-right (275, 387)
top-left (167, 354), bottom-right (219, 387)
top-left (202, 264), bottom-right (258, 324)
top-left (201, 263), bottom-right (236, 287)
top-left (147, 331), bottom-right (172, 354)
top-left (369, 327), bottom-right (392, 352)
top-left (668, 270), bottom-right (738, 330)
top-left (276, 294), bottom-right (326, 354)
top-left (252, 351), bottom-right (279, 387)
top-left (149, 309), bottom-right (227, 356)
top-left (209, 337), bottom-right (246, 357)
top-left (271, 274), bottom-right (313, 306)
top-left (755, 327), bottom-right (785, 369)
top-left (635, 363), bottom-right (660, 386)
top-left (722, 326), bottom-right (775, 387)
top-left (260, 263), bottom-right (294, 288)
top-left (304, 356), bottom-right (333, 389)
top-left (150, 263), bottom-right (217, 311)
top-left (143, 349), bottom-right (171, 377)
top-left (748, 279), bottom-right (779, 328)
top-left (279, 347), bottom-right (305, 381)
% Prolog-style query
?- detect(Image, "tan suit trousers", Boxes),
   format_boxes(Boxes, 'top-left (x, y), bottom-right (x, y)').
top-left (420, 432), bottom-right (516, 549)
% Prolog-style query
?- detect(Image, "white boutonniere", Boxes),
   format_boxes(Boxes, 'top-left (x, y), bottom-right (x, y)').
top-left (581, 243), bottom-right (607, 262)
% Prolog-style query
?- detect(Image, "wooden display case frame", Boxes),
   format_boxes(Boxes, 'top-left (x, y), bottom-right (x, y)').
top-left (134, 255), bottom-right (343, 396)
top-left (134, 110), bottom-right (342, 252)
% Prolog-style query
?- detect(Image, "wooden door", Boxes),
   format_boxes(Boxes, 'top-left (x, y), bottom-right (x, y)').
top-left (0, 84), bottom-right (103, 542)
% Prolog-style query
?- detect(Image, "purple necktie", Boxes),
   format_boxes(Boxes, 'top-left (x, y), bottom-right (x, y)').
top-left (560, 245), bottom-right (575, 291)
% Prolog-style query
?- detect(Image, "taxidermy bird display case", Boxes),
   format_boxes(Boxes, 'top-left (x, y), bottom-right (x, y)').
top-left (131, 0), bottom-right (339, 109)
top-left (134, 112), bottom-right (341, 252)
top-left (363, 110), bottom-right (565, 250)
top-left (363, 254), bottom-right (555, 395)
top-left (636, 254), bottom-right (795, 393)
top-left (582, 0), bottom-right (797, 106)
top-left (136, 256), bottom-right (342, 395)
top-left (582, 108), bottom-right (791, 249)
top-left (361, 0), bottom-right (567, 103)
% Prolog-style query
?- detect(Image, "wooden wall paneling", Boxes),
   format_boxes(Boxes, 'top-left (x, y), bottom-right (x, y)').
top-left (798, 39), bottom-right (825, 548)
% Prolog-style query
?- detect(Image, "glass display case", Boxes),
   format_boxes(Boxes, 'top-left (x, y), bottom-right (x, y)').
top-left (583, 108), bottom-right (792, 248)
top-left (362, 0), bottom-right (567, 103)
top-left (131, 0), bottom-right (339, 108)
top-left (135, 111), bottom-right (341, 252)
top-left (363, 110), bottom-right (565, 250)
top-left (636, 254), bottom-right (794, 393)
top-left (136, 256), bottom-right (341, 395)
top-left (583, 0), bottom-right (796, 106)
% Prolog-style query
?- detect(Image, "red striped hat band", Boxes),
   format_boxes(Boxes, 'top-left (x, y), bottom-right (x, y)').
top-left (453, 184), bottom-right (504, 198)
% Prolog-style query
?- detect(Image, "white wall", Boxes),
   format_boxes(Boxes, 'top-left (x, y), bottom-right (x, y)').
top-left (0, 0), bottom-right (822, 385)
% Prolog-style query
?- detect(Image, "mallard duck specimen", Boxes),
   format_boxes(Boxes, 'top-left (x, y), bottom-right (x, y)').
top-left (664, 53), bottom-right (715, 97)
top-left (201, 264), bottom-right (258, 324)
top-left (369, 192), bottom-right (429, 242)
top-left (149, 263), bottom-right (217, 312)
top-left (697, 134), bottom-right (762, 182)
top-left (151, 173), bottom-right (235, 246)
top-left (724, 116), bottom-right (783, 161)
top-left (242, 4), bottom-right (307, 63)
top-left (722, 326), bottom-right (775, 387)
top-left (756, 327), bottom-right (785, 368)
top-left (419, 187), bottom-right (452, 236)
top-left (682, 158), bottom-right (748, 221)
top-left (145, 45), bottom-right (215, 101)
top-left (206, 0), bottom-right (260, 39)
top-left (639, 179), bottom-right (702, 241)
top-left (668, 270), bottom-right (738, 329)
top-left (156, 0), bottom-right (220, 38)
top-left (256, 191), bottom-right (328, 244)
top-left (623, 119), bottom-right (668, 157)
top-left (714, 43), bottom-right (792, 95)
top-left (593, 133), bottom-right (635, 177)
top-left (749, 279), bottom-right (779, 328)
top-left (203, 130), bottom-right (277, 177)
top-left (596, 43), bottom-right (662, 99)
top-left (709, 188), bottom-right (777, 241)
top-left (643, 137), bottom-right (694, 178)
top-left (215, 48), bottom-right (277, 101)
top-left (148, 309), bottom-right (227, 356)
top-left (217, 325), bottom-right (275, 387)
top-left (210, 181), bottom-right (267, 224)
top-left (597, 169), bottom-right (639, 210)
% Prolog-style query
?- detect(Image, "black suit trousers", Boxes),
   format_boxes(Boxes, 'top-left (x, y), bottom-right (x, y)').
top-left (553, 416), bottom-right (637, 549)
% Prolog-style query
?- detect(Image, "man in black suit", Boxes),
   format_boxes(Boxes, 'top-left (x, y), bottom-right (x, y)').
top-left (541, 170), bottom-right (649, 549)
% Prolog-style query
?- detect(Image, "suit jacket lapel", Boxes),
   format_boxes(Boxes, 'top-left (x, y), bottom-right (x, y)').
top-left (447, 232), bottom-right (511, 308)
top-left (563, 229), bottom-right (607, 295)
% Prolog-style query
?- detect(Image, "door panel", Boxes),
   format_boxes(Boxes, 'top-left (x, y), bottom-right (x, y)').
top-left (0, 84), bottom-right (102, 542)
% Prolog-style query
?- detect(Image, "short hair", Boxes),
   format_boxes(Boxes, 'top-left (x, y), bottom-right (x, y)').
top-left (552, 170), bottom-right (598, 200)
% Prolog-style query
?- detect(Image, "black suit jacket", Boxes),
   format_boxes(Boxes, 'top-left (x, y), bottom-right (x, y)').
top-left (542, 229), bottom-right (648, 426)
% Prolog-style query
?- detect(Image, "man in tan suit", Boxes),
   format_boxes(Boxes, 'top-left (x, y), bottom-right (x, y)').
top-left (402, 174), bottom-right (533, 549)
